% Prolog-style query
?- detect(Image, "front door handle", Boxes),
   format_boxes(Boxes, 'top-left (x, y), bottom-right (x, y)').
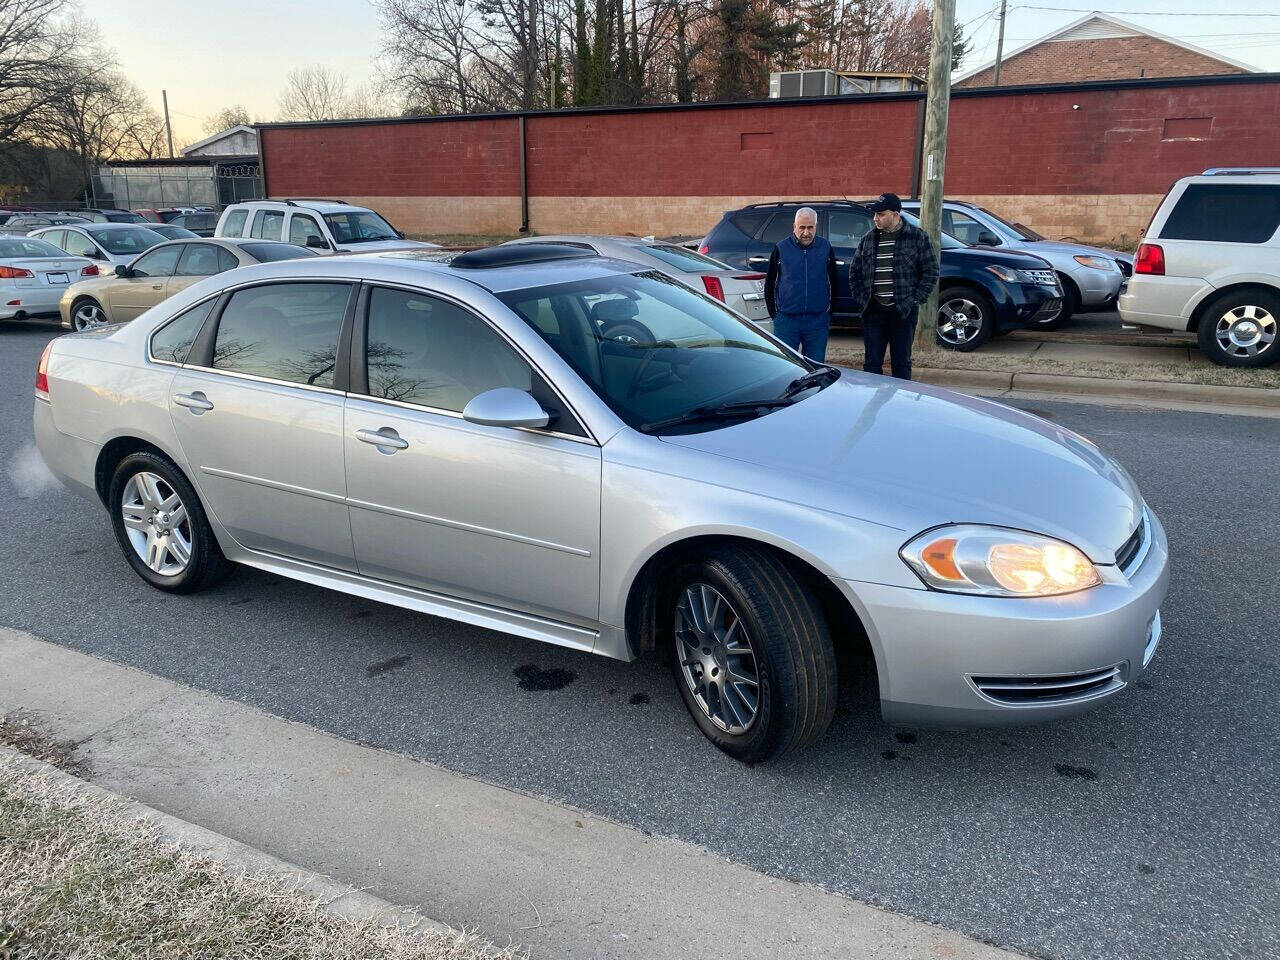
top-left (356, 427), bottom-right (409, 451)
top-left (747, 256), bottom-right (769, 266)
top-left (835, 259), bottom-right (847, 266)
top-left (151, 283), bottom-right (163, 290)
top-left (173, 392), bottom-right (213, 412)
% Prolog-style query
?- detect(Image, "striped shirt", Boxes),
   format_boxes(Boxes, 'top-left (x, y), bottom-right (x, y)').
top-left (873, 227), bottom-right (901, 305)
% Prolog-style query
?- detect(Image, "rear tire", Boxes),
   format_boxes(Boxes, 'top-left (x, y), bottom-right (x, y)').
top-left (108, 451), bottom-right (230, 593)
top-left (1197, 289), bottom-right (1280, 368)
top-left (668, 546), bottom-right (837, 763)
top-left (936, 286), bottom-right (995, 351)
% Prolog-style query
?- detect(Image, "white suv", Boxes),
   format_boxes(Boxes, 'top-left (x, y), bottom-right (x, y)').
top-left (215, 199), bottom-right (439, 255)
top-left (1119, 169), bottom-right (1280, 367)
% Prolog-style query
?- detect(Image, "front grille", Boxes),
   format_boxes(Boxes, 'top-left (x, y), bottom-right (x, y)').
top-left (971, 665), bottom-right (1125, 706)
top-left (1023, 269), bottom-right (1058, 286)
top-left (1029, 298), bottom-right (1063, 322)
top-left (1116, 259), bottom-right (1133, 278)
top-left (1116, 514), bottom-right (1148, 575)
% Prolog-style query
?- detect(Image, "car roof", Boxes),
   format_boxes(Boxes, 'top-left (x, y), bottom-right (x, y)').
top-left (228, 199), bottom-right (356, 214)
top-left (65, 222), bottom-right (164, 233)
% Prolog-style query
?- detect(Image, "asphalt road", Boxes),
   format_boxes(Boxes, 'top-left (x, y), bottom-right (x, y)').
top-left (2, 319), bottom-right (1277, 960)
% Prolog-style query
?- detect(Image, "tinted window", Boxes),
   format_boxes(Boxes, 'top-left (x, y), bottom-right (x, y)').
top-left (151, 299), bottom-right (216, 364)
top-left (639, 244), bottom-right (729, 272)
top-left (729, 210), bottom-right (770, 239)
top-left (176, 243), bottom-right (233, 277)
top-left (222, 209), bottom-right (248, 236)
top-left (827, 209), bottom-right (872, 247)
top-left (0, 237), bottom-right (67, 258)
top-left (942, 209), bottom-right (989, 245)
top-left (187, 213), bottom-right (218, 230)
top-left (211, 282), bottom-right (350, 387)
top-left (64, 231), bottom-right (99, 257)
top-left (96, 227), bottom-right (165, 255)
top-left (105, 212), bottom-right (145, 223)
top-left (323, 210), bottom-right (398, 244)
top-left (365, 287), bottom-right (532, 412)
top-left (250, 210), bottom-right (284, 240)
top-left (130, 245), bottom-right (182, 277)
top-left (288, 214), bottom-right (324, 246)
top-left (1160, 184), bottom-right (1280, 244)
top-left (241, 242), bottom-right (317, 262)
top-left (759, 211), bottom-right (798, 245)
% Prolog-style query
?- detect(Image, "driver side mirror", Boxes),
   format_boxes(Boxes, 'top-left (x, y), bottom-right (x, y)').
top-left (114, 264), bottom-right (130, 278)
top-left (977, 230), bottom-right (1001, 246)
top-left (305, 235), bottom-right (330, 249)
top-left (462, 388), bottom-right (550, 429)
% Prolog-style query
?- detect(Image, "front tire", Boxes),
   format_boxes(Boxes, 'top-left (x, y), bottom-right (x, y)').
top-left (668, 546), bottom-right (837, 763)
top-left (936, 286), bottom-right (995, 351)
top-left (1197, 290), bottom-right (1280, 368)
top-left (70, 297), bottom-right (107, 332)
top-left (108, 451), bottom-right (230, 593)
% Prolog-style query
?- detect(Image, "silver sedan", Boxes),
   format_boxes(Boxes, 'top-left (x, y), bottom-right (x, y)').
top-left (34, 243), bottom-right (1168, 762)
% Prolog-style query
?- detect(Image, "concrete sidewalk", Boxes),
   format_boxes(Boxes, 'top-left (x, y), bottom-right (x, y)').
top-left (0, 627), bottom-right (1026, 960)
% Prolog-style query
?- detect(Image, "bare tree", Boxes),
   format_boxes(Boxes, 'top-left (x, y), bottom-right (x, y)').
top-left (279, 65), bottom-right (351, 121)
top-left (0, 0), bottom-right (95, 144)
top-left (202, 104), bottom-right (252, 136)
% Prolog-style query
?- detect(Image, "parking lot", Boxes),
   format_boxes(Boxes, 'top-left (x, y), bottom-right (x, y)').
top-left (3, 318), bottom-right (1277, 959)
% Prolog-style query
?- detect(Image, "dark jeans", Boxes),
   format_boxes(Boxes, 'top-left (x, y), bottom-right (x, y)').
top-left (862, 300), bottom-right (918, 380)
top-left (774, 312), bottom-right (830, 362)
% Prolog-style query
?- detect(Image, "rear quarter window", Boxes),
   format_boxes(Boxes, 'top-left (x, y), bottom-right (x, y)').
top-left (1159, 184), bottom-right (1280, 244)
top-left (729, 210), bottom-right (770, 239)
top-left (221, 209), bottom-right (248, 237)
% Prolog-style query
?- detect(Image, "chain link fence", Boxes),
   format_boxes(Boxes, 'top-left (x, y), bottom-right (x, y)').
top-left (91, 161), bottom-right (261, 210)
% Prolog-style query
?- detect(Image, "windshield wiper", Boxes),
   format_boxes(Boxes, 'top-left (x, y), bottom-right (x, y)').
top-left (780, 364), bottom-right (839, 400)
top-left (640, 398), bottom-right (794, 433)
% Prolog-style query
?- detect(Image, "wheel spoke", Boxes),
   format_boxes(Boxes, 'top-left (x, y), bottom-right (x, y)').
top-left (167, 533), bottom-right (191, 566)
top-left (145, 531), bottom-right (164, 572)
top-left (168, 504), bottom-right (187, 528)
top-left (726, 667), bottom-right (758, 687)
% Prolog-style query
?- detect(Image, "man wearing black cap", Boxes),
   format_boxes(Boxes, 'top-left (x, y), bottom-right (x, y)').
top-left (850, 193), bottom-right (939, 380)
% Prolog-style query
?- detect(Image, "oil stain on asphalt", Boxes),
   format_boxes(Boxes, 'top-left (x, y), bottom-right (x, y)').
top-left (367, 654), bottom-right (412, 678)
top-left (1054, 763), bottom-right (1098, 781)
top-left (513, 664), bottom-right (577, 691)
top-left (629, 693), bottom-right (649, 705)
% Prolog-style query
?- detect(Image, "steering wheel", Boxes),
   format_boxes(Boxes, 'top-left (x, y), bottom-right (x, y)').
top-left (625, 339), bottom-right (680, 400)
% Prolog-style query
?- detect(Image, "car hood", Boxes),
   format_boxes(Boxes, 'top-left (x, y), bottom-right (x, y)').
top-left (659, 372), bottom-right (1143, 563)
top-left (943, 245), bottom-right (1054, 270)
top-left (334, 239), bottom-right (441, 253)
top-left (1023, 239), bottom-right (1129, 263)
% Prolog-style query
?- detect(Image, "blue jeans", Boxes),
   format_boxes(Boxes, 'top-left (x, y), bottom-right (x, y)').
top-left (774, 312), bottom-right (830, 362)
top-left (862, 301), bottom-right (918, 380)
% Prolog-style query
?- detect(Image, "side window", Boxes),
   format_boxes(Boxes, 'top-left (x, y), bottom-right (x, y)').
top-left (216, 246), bottom-right (240, 272)
top-left (175, 243), bottom-right (228, 277)
top-left (250, 210), bottom-right (284, 240)
top-left (729, 210), bottom-right (770, 239)
top-left (65, 231), bottom-right (98, 258)
top-left (1160, 184), bottom-right (1280, 244)
top-left (759, 211), bottom-right (797, 245)
top-left (288, 214), bottom-right (324, 246)
top-left (945, 210), bottom-right (988, 245)
top-left (150, 299), bottom-right (217, 364)
top-left (827, 210), bottom-right (872, 248)
top-left (41, 230), bottom-right (67, 251)
top-left (365, 287), bottom-right (532, 413)
top-left (130, 245), bottom-right (183, 278)
top-left (211, 282), bottom-right (350, 388)
top-left (222, 209), bottom-right (248, 237)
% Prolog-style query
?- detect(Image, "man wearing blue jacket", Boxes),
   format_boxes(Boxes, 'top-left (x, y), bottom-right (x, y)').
top-left (764, 207), bottom-right (838, 362)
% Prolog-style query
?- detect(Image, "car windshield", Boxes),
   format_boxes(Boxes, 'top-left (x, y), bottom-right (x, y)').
top-left (241, 242), bottom-right (318, 262)
top-left (974, 207), bottom-right (1045, 241)
top-left (93, 227), bottom-right (166, 254)
top-left (323, 210), bottom-right (399, 243)
top-left (899, 212), bottom-right (965, 249)
top-left (637, 243), bottom-right (731, 273)
top-left (153, 225), bottom-right (199, 239)
top-left (0, 237), bottom-right (67, 258)
top-left (498, 271), bottom-right (813, 433)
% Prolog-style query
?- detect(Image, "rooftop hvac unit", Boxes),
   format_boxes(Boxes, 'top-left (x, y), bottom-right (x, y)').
top-left (769, 70), bottom-right (838, 99)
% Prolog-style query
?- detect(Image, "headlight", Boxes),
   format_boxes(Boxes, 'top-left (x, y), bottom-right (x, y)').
top-left (1073, 255), bottom-right (1118, 271)
top-left (900, 525), bottom-right (1101, 597)
top-left (984, 264), bottom-right (1020, 283)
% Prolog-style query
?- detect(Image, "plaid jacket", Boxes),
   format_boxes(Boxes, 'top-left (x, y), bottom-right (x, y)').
top-left (849, 219), bottom-right (939, 319)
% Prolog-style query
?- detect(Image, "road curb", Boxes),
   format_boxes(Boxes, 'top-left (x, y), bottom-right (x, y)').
top-left (0, 743), bottom-right (461, 945)
top-left (915, 367), bottom-right (1280, 409)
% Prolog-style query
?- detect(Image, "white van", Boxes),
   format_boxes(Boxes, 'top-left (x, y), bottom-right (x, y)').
top-left (215, 199), bottom-right (439, 255)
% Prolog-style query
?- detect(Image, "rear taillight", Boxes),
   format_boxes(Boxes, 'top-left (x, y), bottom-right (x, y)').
top-left (698, 245), bottom-right (710, 255)
top-left (80, 264), bottom-right (99, 276)
top-left (1134, 243), bottom-right (1165, 276)
top-left (0, 266), bottom-right (34, 279)
top-left (734, 273), bottom-right (766, 281)
top-left (36, 341), bottom-right (53, 399)
top-left (701, 275), bottom-right (725, 301)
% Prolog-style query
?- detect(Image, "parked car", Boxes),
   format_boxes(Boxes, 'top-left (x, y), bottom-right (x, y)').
top-left (35, 242), bottom-right (1168, 762)
top-left (502, 235), bottom-right (772, 332)
top-left (28, 223), bottom-right (168, 268)
top-left (68, 208), bottom-right (148, 224)
top-left (701, 201), bottom-right (1064, 350)
top-left (165, 212), bottom-right (219, 237)
top-left (147, 224), bottom-right (201, 241)
top-left (215, 199), bottom-right (439, 254)
top-left (134, 208), bottom-right (164, 223)
top-left (59, 237), bottom-right (317, 330)
top-left (900, 199), bottom-right (1132, 329)
top-left (0, 214), bottom-right (90, 236)
top-left (0, 235), bottom-right (100, 324)
top-left (1120, 168), bottom-right (1280, 367)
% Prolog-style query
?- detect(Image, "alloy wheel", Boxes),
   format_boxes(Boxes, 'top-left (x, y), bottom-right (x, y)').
top-left (675, 583), bottom-right (760, 734)
top-left (938, 297), bottom-right (983, 345)
top-left (1215, 305), bottom-right (1277, 360)
top-left (72, 302), bottom-right (106, 331)
top-left (120, 471), bottom-right (192, 577)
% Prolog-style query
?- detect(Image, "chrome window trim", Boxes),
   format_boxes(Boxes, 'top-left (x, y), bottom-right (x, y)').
top-left (344, 391), bottom-right (597, 447)
top-left (178, 363), bottom-right (348, 398)
top-left (146, 294), bottom-right (223, 367)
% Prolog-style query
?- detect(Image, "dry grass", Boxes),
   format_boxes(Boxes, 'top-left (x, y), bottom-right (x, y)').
top-left (0, 757), bottom-right (520, 960)
top-left (0, 711), bottom-right (85, 776)
top-left (826, 344), bottom-right (1280, 390)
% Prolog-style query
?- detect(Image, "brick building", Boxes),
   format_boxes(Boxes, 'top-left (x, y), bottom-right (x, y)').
top-left (956, 13), bottom-right (1255, 88)
top-left (257, 73), bottom-right (1280, 246)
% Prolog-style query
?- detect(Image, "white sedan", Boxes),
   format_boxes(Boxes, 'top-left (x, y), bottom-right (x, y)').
top-left (0, 235), bottom-right (100, 323)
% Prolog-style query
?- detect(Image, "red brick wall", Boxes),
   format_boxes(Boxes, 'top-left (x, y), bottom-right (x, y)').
top-left (958, 37), bottom-right (1247, 88)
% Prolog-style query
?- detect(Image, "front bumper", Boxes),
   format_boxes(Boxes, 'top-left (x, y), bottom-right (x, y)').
top-left (996, 281), bottom-right (1064, 331)
top-left (1071, 265), bottom-right (1125, 308)
top-left (837, 508), bottom-right (1170, 727)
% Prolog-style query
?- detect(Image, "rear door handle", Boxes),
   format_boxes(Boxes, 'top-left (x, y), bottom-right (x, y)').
top-left (836, 259), bottom-right (847, 266)
top-left (747, 256), bottom-right (769, 266)
top-left (173, 392), bottom-right (213, 412)
top-left (356, 428), bottom-right (409, 451)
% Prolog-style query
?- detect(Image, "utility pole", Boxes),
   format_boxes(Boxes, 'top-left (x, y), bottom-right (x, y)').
top-left (911, 0), bottom-right (955, 352)
top-left (993, 0), bottom-right (1008, 87)
top-left (162, 89), bottom-right (175, 158)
